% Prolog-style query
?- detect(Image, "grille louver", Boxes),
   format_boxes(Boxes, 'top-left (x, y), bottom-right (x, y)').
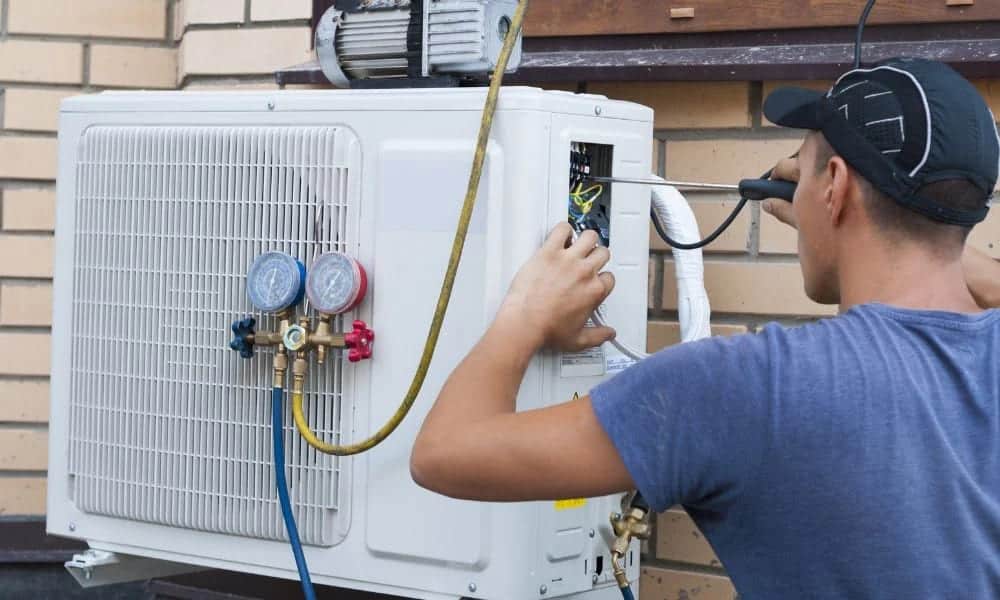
top-left (68, 126), bottom-right (358, 546)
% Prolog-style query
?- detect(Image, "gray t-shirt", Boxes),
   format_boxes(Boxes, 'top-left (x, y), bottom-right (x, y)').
top-left (591, 303), bottom-right (1000, 599)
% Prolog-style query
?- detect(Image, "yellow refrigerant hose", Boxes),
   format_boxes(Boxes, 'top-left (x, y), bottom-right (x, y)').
top-left (292, 0), bottom-right (530, 456)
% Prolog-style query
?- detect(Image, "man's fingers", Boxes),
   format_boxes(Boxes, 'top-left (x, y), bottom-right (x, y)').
top-left (545, 222), bottom-right (575, 252)
top-left (762, 199), bottom-right (798, 228)
top-left (584, 245), bottom-right (611, 271)
top-left (771, 157), bottom-right (800, 184)
top-left (569, 229), bottom-right (601, 257)
top-left (597, 271), bottom-right (616, 301)
top-left (576, 326), bottom-right (616, 350)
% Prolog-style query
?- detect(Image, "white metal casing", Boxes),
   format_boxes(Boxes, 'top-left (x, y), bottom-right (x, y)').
top-left (48, 88), bottom-right (653, 600)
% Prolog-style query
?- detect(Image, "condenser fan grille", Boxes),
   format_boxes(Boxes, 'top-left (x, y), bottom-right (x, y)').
top-left (68, 126), bottom-right (359, 546)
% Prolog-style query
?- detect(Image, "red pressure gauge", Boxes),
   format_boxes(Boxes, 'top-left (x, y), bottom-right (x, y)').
top-left (305, 252), bottom-right (368, 315)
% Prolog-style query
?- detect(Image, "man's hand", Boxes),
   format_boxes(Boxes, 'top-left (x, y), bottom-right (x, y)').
top-left (761, 157), bottom-right (800, 229)
top-left (496, 223), bottom-right (616, 353)
top-left (411, 223), bottom-right (633, 502)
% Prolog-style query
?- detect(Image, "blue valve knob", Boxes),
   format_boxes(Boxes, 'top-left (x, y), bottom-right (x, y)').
top-left (230, 317), bottom-right (257, 359)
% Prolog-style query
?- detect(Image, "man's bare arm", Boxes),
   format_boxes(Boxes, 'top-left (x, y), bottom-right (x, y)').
top-left (411, 225), bottom-right (635, 501)
top-left (963, 246), bottom-right (1000, 309)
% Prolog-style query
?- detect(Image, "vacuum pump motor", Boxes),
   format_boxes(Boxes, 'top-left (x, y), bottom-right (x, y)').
top-left (315, 0), bottom-right (522, 86)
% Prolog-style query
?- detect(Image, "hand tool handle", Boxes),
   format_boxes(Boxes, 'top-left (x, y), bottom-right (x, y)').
top-left (738, 178), bottom-right (797, 202)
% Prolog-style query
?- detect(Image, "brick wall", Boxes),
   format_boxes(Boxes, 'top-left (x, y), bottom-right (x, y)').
top-left (176, 0), bottom-right (312, 90)
top-left (2, 4), bottom-right (999, 598)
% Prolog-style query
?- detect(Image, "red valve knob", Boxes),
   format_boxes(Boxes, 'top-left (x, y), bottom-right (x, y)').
top-left (344, 320), bottom-right (375, 363)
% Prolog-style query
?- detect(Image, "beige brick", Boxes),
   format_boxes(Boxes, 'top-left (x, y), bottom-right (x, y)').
top-left (183, 0), bottom-right (245, 26)
top-left (181, 79), bottom-right (280, 91)
top-left (0, 477), bottom-right (46, 515)
top-left (0, 380), bottom-right (49, 423)
top-left (0, 137), bottom-right (58, 180)
top-left (0, 428), bottom-right (47, 470)
top-left (2, 89), bottom-right (77, 132)
top-left (973, 80), bottom-right (1000, 118)
top-left (590, 82), bottom-right (750, 130)
top-left (0, 283), bottom-right (53, 326)
top-left (0, 333), bottom-right (51, 376)
top-left (647, 321), bottom-right (748, 353)
top-left (0, 236), bottom-right (54, 278)
top-left (179, 27), bottom-right (313, 78)
top-left (90, 45), bottom-right (177, 89)
top-left (651, 196), bottom-right (749, 254)
top-left (665, 138), bottom-right (802, 185)
top-left (969, 207), bottom-right (1000, 259)
top-left (763, 80), bottom-right (833, 127)
top-left (251, 0), bottom-right (311, 22)
top-left (664, 259), bottom-right (837, 317)
top-left (759, 208), bottom-right (799, 255)
top-left (0, 40), bottom-right (82, 84)
top-left (640, 566), bottom-right (737, 600)
top-left (656, 509), bottom-right (723, 568)
top-left (2, 188), bottom-right (56, 231)
top-left (8, 0), bottom-right (166, 40)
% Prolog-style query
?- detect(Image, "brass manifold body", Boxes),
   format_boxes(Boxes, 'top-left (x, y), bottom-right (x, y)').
top-left (250, 311), bottom-right (348, 374)
top-left (609, 492), bottom-right (652, 589)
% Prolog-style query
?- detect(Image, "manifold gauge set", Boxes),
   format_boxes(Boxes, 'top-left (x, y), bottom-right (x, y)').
top-left (246, 251), bottom-right (368, 316)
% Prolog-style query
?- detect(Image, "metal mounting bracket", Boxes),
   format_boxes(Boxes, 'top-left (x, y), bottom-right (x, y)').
top-left (65, 549), bottom-right (203, 588)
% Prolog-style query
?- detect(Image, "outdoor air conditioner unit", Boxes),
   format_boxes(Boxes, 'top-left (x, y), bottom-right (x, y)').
top-left (47, 88), bottom-right (654, 600)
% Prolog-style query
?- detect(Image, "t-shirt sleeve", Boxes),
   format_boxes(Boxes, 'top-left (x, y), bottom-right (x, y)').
top-left (590, 330), bottom-right (775, 513)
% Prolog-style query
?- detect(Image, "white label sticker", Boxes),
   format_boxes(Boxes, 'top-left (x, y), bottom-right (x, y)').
top-left (606, 355), bottom-right (637, 375)
top-left (560, 346), bottom-right (606, 378)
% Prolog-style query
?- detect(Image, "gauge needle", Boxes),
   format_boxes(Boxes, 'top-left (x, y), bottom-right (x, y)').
top-left (323, 270), bottom-right (342, 298)
top-left (268, 268), bottom-right (278, 297)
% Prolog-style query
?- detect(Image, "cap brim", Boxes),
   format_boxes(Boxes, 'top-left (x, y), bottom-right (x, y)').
top-left (764, 86), bottom-right (826, 129)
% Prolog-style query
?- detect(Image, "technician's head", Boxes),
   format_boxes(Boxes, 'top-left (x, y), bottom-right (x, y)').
top-left (765, 57), bottom-right (999, 304)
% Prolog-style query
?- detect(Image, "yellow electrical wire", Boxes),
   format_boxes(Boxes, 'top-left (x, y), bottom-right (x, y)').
top-left (292, 0), bottom-right (530, 456)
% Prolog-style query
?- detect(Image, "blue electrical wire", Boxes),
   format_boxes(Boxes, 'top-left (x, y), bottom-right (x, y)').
top-left (620, 585), bottom-right (636, 600)
top-left (272, 386), bottom-right (318, 600)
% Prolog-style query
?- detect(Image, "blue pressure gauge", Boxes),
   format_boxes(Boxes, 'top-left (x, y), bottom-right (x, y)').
top-left (246, 252), bottom-right (306, 313)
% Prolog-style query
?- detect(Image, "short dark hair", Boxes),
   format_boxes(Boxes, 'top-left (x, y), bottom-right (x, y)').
top-left (812, 135), bottom-right (980, 254)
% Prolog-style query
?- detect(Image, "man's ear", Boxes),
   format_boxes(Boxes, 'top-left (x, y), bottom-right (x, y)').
top-left (826, 155), bottom-right (851, 227)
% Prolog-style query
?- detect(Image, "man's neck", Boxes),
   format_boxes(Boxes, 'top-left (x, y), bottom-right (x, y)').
top-left (837, 239), bottom-right (982, 314)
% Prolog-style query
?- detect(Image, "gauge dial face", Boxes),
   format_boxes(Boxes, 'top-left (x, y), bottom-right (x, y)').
top-left (306, 252), bottom-right (365, 315)
top-left (246, 252), bottom-right (304, 313)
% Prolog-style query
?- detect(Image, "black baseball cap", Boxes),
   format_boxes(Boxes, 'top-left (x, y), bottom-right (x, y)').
top-left (764, 57), bottom-right (999, 226)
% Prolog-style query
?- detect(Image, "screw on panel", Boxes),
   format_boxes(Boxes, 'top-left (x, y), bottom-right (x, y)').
top-left (267, 100), bottom-right (276, 110)
top-left (594, 106), bottom-right (602, 116)
top-left (68, 522), bottom-right (77, 532)
top-left (592, 574), bottom-right (599, 585)
top-left (468, 583), bottom-right (477, 593)
top-left (589, 529), bottom-right (596, 538)
top-left (539, 584), bottom-right (548, 595)
top-left (83, 569), bottom-right (92, 581)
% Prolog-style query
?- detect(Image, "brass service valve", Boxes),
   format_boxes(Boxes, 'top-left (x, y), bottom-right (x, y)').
top-left (609, 491), bottom-right (652, 589)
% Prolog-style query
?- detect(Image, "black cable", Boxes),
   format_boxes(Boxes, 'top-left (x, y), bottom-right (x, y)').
top-left (651, 197), bottom-right (749, 251)
top-left (855, 0), bottom-right (878, 69)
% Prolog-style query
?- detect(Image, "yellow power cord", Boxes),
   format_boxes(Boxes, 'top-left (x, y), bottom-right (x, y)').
top-left (292, 0), bottom-right (530, 456)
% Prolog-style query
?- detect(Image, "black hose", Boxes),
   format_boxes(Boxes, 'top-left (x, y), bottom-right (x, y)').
top-left (855, 0), bottom-right (878, 69)
top-left (651, 198), bottom-right (749, 251)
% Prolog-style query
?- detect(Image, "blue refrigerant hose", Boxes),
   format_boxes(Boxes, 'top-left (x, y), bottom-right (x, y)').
top-left (620, 585), bottom-right (636, 600)
top-left (272, 386), bottom-right (317, 600)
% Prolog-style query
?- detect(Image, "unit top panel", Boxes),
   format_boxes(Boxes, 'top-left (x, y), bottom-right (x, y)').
top-left (60, 87), bottom-right (653, 123)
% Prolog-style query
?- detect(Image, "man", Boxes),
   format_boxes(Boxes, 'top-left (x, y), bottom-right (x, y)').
top-left (411, 58), bottom-right (1000, 597)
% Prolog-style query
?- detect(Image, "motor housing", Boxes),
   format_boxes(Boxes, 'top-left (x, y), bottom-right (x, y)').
top-left (315, 0), bottom-right (522, 86)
